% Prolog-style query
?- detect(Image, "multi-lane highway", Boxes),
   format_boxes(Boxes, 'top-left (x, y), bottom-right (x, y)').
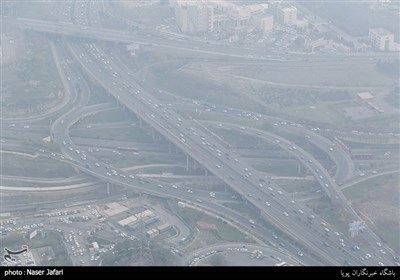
top-left (52, 37), bottom-right (395, 265)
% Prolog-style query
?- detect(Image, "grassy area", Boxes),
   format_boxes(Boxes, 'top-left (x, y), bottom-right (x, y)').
top-left (253, 162), bottom-right (303, 177)
top-left (353, 114), bottom-right (400, 133)
top-left (192, 112), bottom-right (259, 128)
top-left (212, 128), bottom-right (259, 149)
top-left (280, 183), bottom-right (318, 194)
top-left (1, 153), bottom-right (76, 178)
top-left (257, 86), bottom-right (351, 106)
top-left (307, 197), bottom-right (351, 234)
top-left (201, 214), bottom-right (248, 242)
top-left (222, 202), bottom-right (260, 222)
top-left (2, 33), bottom-right (62, 116)
top-left (92, 150), bottom-right (182, 169)
top-left (343, 140), bottom-right (399, 150)
top-left (86, 82), bottom-right (113, 106)
top-left (78, 109), bottom-right (136, 125)
top-left (279, 103), bottom-right (346, 125)
top-left (70, 127), bottom-right (152, 142)
top-left (343, 173), bottom-right (399, 200)
top-left (115, 154), bottom-right (182, 168)
top-left (176, 207), bottom-right (247, 245)
top-left (342, 173), bottom-right (399, 251)
top-left (146, 62), bottom-right (264, 113)
top-left (230, 60), bottom-right (393, 87)
top-left (184, 231), bottom-right (220, 252)
top-left (377, 223), bottom-right (400, 253)
top-left (16, 2), bottom-right (59, 21)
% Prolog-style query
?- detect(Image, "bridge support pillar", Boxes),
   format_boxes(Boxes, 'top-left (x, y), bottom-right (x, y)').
top-left (168, 142), bottom-right (172, 154)
top-left (139, 118), bottom-right (142, 129)
top-left (193, 160), bottom-right (197, 170)
top-left (107, 183), bottom-right (111, 194)
top-left (186, 155), bottom-right (189, 171)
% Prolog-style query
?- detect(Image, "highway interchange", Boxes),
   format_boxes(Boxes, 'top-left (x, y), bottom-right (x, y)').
top-left (1, 1), bottom-right (399, 266)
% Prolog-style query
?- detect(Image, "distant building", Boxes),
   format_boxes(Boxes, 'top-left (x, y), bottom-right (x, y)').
top-left (251, 12), bottom-right (274, 33)
top-left (29, 230), bottom-right (38, 240)
top-left (277, 5), bottom-right (297, 26)
top-left (172, 0), bottom-right (269, 34)
top-left (157, 223), bottom-right (171, 233)
top-left (369, 28), bottom-right (394, 51)
top-left (146, 228), bottom-right (159, 238)
top-left (126, 44), bottom-right (140, 56)
top-left (92, 242), bottom-right (99, 251)
top-left (173, 0), bottom-right (214, 33)
top-left (357, 91), bottom-right (374, 101)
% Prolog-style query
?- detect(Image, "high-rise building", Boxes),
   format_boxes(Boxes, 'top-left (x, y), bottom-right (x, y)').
top-left (369, 28), bottom-right (394, 51)
top-left (277, 5), bottom-right (297, 26)
top-left (173, 0), bottom-right (214, 33)
top-left (173, 0), bottom-right (271, 34)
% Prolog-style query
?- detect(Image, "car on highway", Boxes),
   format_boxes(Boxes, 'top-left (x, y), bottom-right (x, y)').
top-left (283, 212), bottom-right (289, 217)
top-left (297, 251), bottom-right (303, 257)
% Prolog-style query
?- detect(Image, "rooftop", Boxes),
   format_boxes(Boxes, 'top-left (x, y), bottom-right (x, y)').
top-left (370, 28), bottom-right (393, 36)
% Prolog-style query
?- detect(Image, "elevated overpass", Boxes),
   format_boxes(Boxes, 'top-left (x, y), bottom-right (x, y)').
top-left (60, 39), bottom-right (398, 265)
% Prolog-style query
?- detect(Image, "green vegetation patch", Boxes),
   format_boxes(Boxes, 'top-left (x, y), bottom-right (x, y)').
top-left (16, 2), bottom-right (59, 21)
top-left (2, 33), bottom-right (62, 116)
top-left (222, 202), bottom-right (259, 222)
top-left (212, 128), bottom-right (259, 149)
top-left (147, 62), bottom-right (264, 113)
top-left (227, 60), bottom-right (393, 87)
top-left (1, 153), bottom-right (76, 178)
top-left (78, 109), bottom-right (136, 125)
top-left (102, 239), bottom-right (178, 266)
top-left (177, 207), bottom-right (247, 243)
top-left (70, 126), bottom-right (152, 142)
top-left (343, 173), bottom-right (399, 200)
top-left (253, 162), bottom-right (303, 177)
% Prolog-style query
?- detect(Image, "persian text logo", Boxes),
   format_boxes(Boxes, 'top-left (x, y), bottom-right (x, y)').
top-left (3, 245), bottom-right (29, 263)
